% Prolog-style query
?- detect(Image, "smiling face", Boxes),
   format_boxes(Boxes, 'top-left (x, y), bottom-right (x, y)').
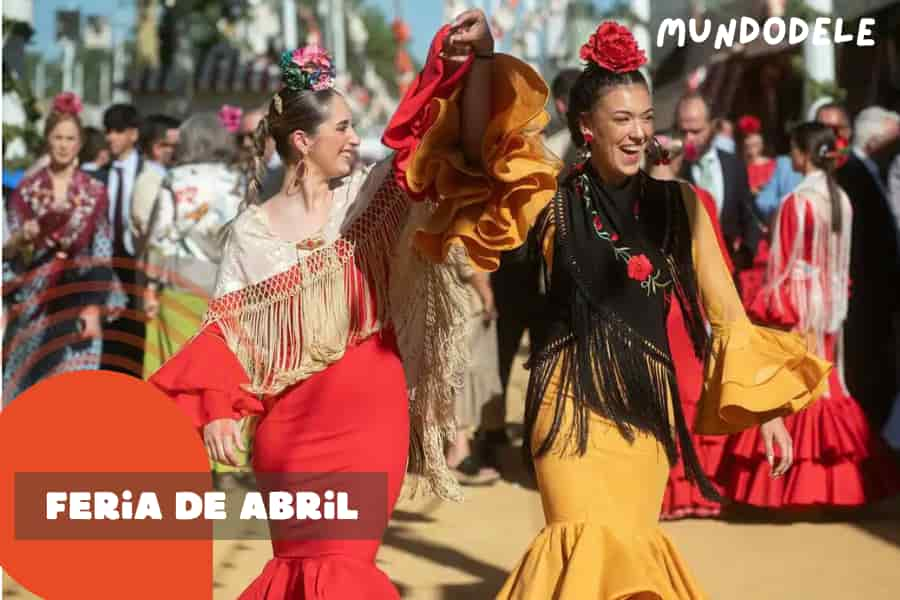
top-left (293, 94), bottom-right (360, 180)
top-left (580, 83), bottom-right (653, 183)
top-left (47, 118), bottom-right (82, 169)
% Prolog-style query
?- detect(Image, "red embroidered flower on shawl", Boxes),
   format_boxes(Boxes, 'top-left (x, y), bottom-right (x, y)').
top-left (627, 254), bottom-right (654, 282)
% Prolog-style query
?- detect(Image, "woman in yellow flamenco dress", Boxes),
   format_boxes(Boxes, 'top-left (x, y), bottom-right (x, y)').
top-left (496, 23), bottom-right (831, 600)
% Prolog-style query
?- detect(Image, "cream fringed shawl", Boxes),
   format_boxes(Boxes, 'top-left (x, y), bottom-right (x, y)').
top-left (204, 158), bottom-right (470, 500)
top-left (756, 170), bottom-right (852, 396)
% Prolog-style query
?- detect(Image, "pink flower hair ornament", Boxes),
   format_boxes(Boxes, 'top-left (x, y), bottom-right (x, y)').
top-left (279, 45), bottom-right (336, 92)
top-left (52, 92), bottom-right (83, 117)
top-left (218, 104), bottom-right (243, 134)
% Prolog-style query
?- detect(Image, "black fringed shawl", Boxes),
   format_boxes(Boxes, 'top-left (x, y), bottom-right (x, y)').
top-left (524, 163), bottom-right (720, 500)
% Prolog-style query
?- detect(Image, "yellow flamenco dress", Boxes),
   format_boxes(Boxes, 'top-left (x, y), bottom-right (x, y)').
top-left (496, 178), bottom-right (830, 600)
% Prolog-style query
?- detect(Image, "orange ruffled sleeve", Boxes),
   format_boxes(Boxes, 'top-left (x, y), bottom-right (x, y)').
top-left (678, 182), bottom-right (832, 434)
top-left (394, 53), bottom-right (561, 272)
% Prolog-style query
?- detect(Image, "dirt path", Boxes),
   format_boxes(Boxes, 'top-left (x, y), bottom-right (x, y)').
top-left (6, 357), bottom-right (900, 599)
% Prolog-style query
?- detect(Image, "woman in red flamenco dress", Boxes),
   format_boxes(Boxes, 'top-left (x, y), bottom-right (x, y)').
top-left (648, 134), bottom-right (734, 520)
top-left (737, 115), bottom-right (777, 311)
top-left (149, 10), bottom-right (560, 599)
top-left (716, 122), bottom-right (900, 509)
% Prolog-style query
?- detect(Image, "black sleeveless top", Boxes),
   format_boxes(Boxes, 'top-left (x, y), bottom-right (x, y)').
top-left (525, 163), bottom-right (719, 500)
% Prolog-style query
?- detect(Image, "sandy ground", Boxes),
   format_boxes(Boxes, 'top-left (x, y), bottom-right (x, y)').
top-left (6, 355), bottom-right (900, 599)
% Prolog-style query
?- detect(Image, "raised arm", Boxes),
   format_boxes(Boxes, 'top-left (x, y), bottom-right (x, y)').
top-left (445, 10), bottom-right (494, 167)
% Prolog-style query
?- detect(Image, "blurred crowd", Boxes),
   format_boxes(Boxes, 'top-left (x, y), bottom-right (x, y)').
top-left (3, 75), bottom-right (900, 507)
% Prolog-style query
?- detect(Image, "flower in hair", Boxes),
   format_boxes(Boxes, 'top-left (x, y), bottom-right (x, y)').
top-left (218, 104), bottom-right (243, 133)
top-left (738, 115), bottom-right (762, 136)
top-left (580, 21), bottom-right (647, 73)
top-left (279, 44), bottom-right (336, 92)
top-left (52, 92), bottom-right (83, 116)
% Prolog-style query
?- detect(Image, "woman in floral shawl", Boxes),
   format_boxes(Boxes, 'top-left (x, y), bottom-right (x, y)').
top-left (3, 93), bottom-right (125, 404)
top-left (150, 10), bottom-right (559, 599)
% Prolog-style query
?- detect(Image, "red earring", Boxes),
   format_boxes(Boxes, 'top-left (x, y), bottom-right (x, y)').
top-left (583, 131), bottom-right (594, 144)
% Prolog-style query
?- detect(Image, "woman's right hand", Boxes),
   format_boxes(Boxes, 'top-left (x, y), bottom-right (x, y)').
top-left (203, 418), bottom-right (247, 467)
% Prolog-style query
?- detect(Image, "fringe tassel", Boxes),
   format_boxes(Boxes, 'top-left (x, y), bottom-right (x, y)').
top-left (207, 181), bottom-right (409, 397)
top-left (524, 301), bottom-right (721, 502)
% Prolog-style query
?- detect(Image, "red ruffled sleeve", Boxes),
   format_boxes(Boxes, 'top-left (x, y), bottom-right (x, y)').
top-left (382, 24), bottom-right (473, 200)
top-left (149, 322), bottom-right (265, 431)
top-left (381, 28), bottom-right (559, 271)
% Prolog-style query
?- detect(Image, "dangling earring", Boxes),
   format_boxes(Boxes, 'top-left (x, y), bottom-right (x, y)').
top-left (576, 130), bottom-right (594, 163)
top-left (648, 136), bottom-right (670, 165)
top-left (288, 160), bottom-right (306, 194)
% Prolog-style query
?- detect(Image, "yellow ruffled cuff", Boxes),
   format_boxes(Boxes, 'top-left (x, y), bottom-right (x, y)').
top-left (404, 54), bottom-right (562, 272)
top-left (695, 320), bottom-right (832, 435)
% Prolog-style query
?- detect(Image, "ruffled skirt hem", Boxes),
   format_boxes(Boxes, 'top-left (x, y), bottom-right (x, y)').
top-left (238, 555), bottom-right (399, 600)
top-left (496, 521), bottom-right (706, 600)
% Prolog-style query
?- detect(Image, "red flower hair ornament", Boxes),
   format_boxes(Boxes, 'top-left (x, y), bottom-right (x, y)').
top-left (580, 21), bottom-right (648, 73)
top-left (52, 92), bottom-right (83, 117)
top-left (738, 115), bottom-right (762, 136)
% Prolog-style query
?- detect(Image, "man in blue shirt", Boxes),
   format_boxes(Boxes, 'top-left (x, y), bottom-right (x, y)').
top-left (753, 154), bottom-right (803, 222)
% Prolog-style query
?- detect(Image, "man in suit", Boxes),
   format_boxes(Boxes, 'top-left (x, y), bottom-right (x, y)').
top-left (131, 114), bottom-right (181, 249)
top-left (820, 103), bottom-right (900, 428)
top-left (101, 103), bottom-right (146, 377)
top-left (676, 93), bottom-right (759, 270)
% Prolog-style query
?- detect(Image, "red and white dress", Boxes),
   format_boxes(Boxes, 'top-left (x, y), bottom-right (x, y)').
top-left (716, 170), bottom-right (900, 507)
top-left (149, 29), bottom-right (560, 600)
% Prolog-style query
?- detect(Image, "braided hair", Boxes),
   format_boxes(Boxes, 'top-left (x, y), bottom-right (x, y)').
top-left (242, 87), bottom-right (339, 208)
top-left (790, 121), bottom-right (843, 233)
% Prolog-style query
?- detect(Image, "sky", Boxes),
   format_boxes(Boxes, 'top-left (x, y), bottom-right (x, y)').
top-left (32, 1), bottom-right (615, 63)
top-left (32, 0), bottom-right (449, 63)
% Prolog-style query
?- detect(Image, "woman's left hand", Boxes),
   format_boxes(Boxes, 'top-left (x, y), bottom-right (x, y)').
top-left (760, 416), bottom-right (793, 478)
top-left (447, 9), bottom-right (494, 57)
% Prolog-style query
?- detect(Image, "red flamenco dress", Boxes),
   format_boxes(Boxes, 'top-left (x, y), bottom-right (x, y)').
top-left (716, 173), bottom-right (900, 508)
top-left (661, 185), bottom-right (733, 520)
top-left (737, 158), bottom-right (777, 310)
top-left (149, 28), bottom-right (560, 600)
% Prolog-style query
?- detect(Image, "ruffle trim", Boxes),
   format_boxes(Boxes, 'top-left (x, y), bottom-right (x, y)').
top-left (696, 320), bottom-right (831, 434)
top-left (716, 453), bottom-right (900, 508)
top-left (238, 555), bottom-right (399, 600)
top-left (403, 54), bottom-right (561, 272)
top-left (382, 24), bottom-right (473, 200)
top-left (725, 391), bottom-right (890, 462)
top-left (497, 521), bottom-right (706, 600)
top-left (149, 324), bottom-right (265, 428)
top-left (716, 391), bottom-right (900, 507)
